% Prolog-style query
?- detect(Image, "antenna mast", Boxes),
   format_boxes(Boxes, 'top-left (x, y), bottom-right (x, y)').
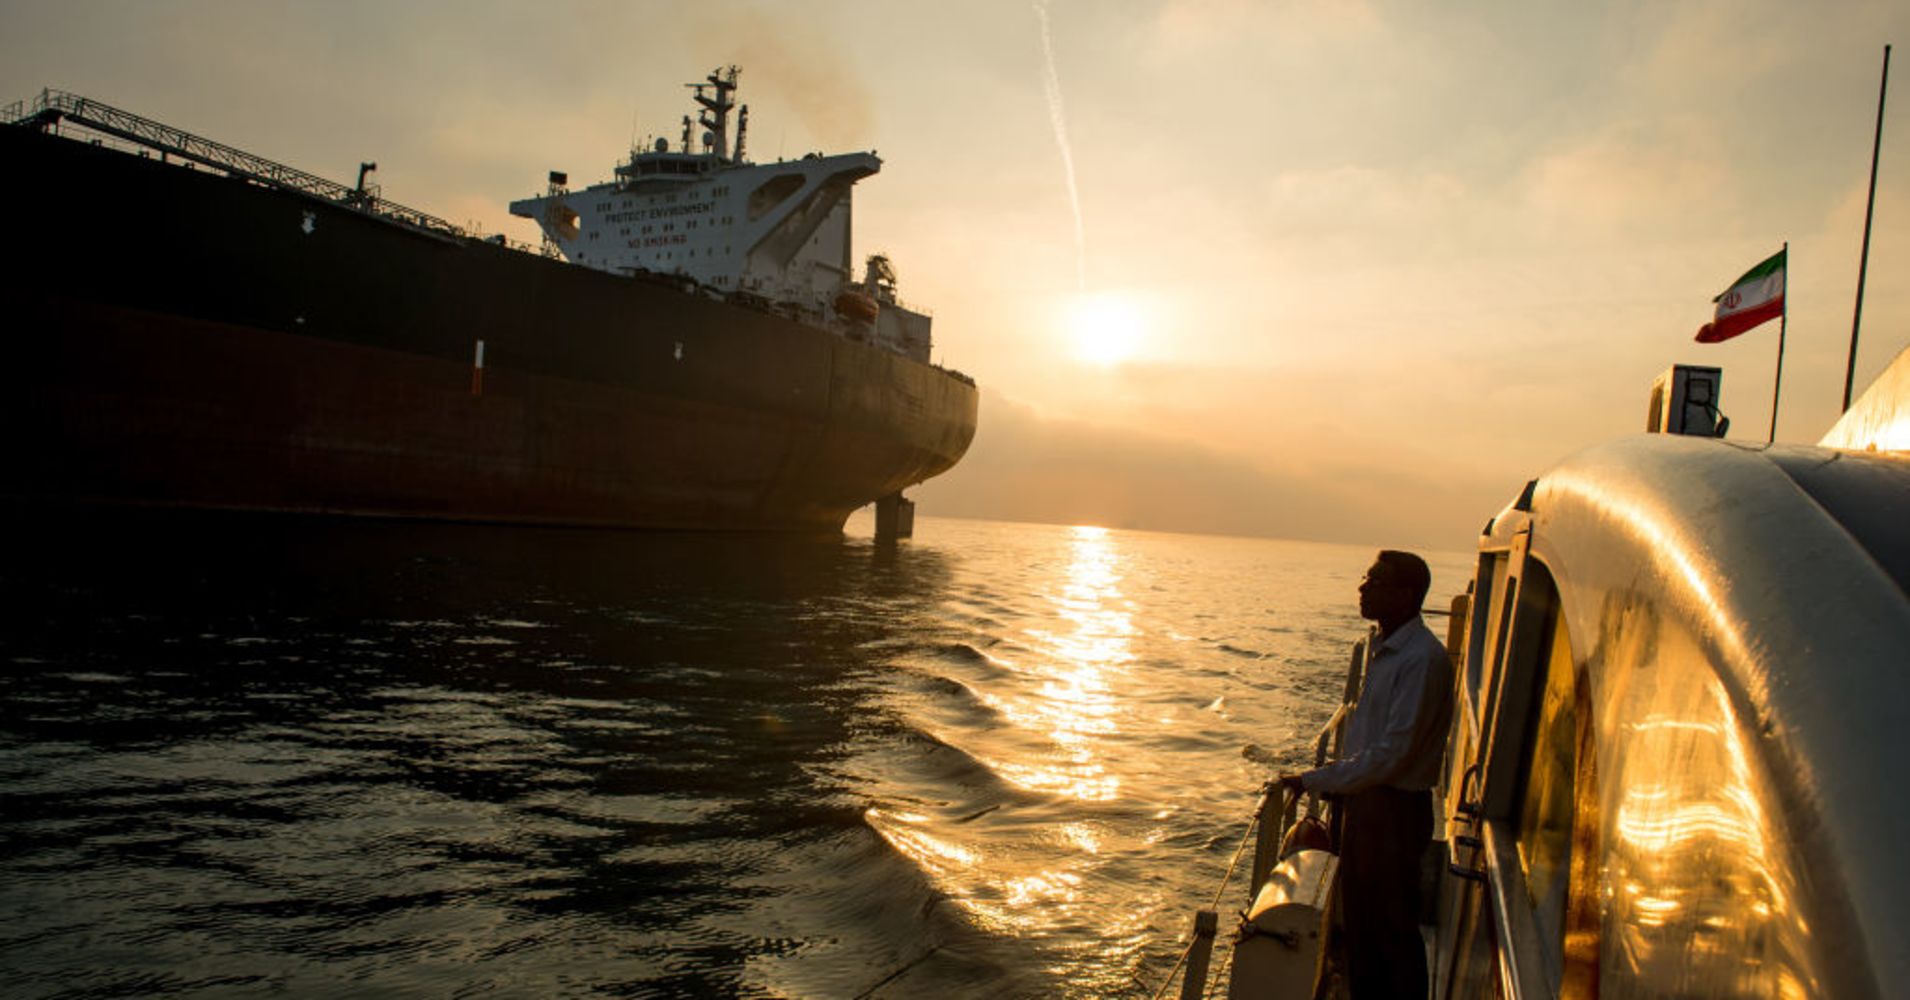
top-left (690, 66), bottom-right (739, 160)
top-left (1844, 43), bottom-right (1892, 412)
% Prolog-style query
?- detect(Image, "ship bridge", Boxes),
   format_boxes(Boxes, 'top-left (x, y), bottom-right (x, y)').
top-left (508, 67), bottom-right (882, 313)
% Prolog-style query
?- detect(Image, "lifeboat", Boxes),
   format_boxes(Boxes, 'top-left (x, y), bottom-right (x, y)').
top-left (833, 289), bottom-right (879, 323)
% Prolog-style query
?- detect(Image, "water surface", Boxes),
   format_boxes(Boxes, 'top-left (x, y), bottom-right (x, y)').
top-left (0, 509), bottom-right (1468, 997)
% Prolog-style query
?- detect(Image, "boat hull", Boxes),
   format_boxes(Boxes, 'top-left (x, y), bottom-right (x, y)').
top-left (0, 123), bottom-right (977, 530)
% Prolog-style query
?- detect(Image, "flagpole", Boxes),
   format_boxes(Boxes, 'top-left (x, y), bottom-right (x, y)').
top-left (1770, 241), bottom-right (1787, 443)
top-left (1844, 43), bottom-right (1891, 412)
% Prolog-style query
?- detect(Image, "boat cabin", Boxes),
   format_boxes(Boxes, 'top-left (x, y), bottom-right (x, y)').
top-left (1201, 352), bottom-right (1910, 999)
top-left (1437, 423), bottom-right (1910, 997)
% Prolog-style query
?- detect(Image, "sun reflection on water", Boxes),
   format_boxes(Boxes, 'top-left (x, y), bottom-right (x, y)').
top-left (868, 525), bottom-right (1153, 952)
top-left (865, 806), bottom-right (979, 878)
top-left (1008, 525), bottom-right (1137, 803)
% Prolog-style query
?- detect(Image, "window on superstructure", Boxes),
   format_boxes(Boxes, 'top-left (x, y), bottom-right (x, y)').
top-left (747, 174), bottom-right (805, 220)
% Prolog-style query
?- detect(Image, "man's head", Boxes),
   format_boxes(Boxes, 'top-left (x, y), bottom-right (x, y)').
top-left (1359, 550), bottom-right (1432, 628)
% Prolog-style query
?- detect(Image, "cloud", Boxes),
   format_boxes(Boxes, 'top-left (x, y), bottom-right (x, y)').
top-left (1257, 165), bottom-right (1472, 268)
top-left (1633, 0), bottom-right (1801, 99)
top-left (689, 6), bottom-right (874, 149)
top-left (1266, 165), bottom-right (1467, 232)
top-left (1521, 118), bottom-right (1734, 235)
top-left (1148, 0), bottom-right (1383, 57)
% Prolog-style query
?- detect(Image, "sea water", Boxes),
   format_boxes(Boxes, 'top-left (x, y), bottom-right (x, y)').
top-left (0, 510), bottom-right (1469, 998)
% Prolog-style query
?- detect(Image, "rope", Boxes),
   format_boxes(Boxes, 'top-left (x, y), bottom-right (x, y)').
top-left (1146, 790), bottom-right (1274, 1000)
top-left (1147, 936), bottom-right (1199, 1000)
top-left (1210, 791), bottom-right (1268, 910)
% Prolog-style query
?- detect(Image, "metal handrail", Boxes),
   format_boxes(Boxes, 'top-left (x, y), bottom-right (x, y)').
top-left (14, 88), bottom-right (472, 242)
top-left (1312, 701), bottom-right (1352, 768)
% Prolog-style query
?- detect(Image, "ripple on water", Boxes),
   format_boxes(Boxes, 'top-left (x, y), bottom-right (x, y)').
top-left (0, 511), bottom-right (1471, 998)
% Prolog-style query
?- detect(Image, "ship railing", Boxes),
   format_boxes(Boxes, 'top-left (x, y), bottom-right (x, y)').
top-left (16, 88), bottom-right (474, 243)
top-left (0, 99), bottom-right (23, 125)
top-left (10, 114), bottom-right (212, 169)
top-left (479, 234), bottom-right (545, 255)
top-left (884, 295), bottom-right (932, 317)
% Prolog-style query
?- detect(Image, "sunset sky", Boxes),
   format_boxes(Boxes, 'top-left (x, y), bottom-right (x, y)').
top-left (7, 0), bottom-right (1906, 549)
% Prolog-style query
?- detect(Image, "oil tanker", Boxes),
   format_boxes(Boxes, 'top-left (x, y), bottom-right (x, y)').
top-left (0, 68), bottom-right (976, 532)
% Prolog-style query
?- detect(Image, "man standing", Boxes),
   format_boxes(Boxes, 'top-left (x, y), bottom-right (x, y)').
top-left (1279, 550), bottom-right (1453, 1000)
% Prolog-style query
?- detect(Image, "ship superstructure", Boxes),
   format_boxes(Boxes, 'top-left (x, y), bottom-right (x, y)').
top-left (510, 67), bottom-right (930, 363)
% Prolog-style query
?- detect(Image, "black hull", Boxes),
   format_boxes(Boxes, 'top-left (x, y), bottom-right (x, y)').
top-left (0, 124), bottom-right (977, 530)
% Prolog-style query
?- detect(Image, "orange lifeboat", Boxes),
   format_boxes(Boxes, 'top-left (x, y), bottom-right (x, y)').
top-left (833, 289), bottom-right (879, 323)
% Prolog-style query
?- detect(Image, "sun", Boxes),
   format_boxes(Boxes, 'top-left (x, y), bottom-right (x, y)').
top-left (1067, 291), bottom-right (1146, 367)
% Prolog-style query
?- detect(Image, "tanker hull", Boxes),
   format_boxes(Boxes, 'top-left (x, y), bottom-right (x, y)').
top-left (1, 122), bottom-right (977, 530)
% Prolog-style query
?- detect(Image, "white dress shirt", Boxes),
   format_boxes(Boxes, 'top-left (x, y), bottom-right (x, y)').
top-left (1302, 615), bottom-right (1453, 795)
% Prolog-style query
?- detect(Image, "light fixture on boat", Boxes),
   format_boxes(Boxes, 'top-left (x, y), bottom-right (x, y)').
top-left (1647, 365), bottom-right (1729, 438)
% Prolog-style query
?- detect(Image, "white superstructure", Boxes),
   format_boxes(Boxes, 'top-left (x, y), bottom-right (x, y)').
top-left (510, 67), bottom-right (930, 362)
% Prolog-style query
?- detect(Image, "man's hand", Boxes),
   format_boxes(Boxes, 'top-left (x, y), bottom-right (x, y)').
top-left (1274, 772), bottom-right (1306, 793)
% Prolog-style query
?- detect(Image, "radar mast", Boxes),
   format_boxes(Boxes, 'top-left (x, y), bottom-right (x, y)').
top-left (690, 66), bottom-right (740, 161)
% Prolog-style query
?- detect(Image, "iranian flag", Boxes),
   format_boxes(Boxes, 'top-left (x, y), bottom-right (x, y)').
top-left (1696, 248), bottom-right (1786, 343)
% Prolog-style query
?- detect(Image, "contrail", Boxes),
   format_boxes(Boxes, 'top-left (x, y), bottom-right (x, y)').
top-left (1034, 0), bottom-right (1087, 292)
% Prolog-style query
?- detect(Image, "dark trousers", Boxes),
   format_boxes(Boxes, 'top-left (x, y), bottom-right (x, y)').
top-left (1338, 786), bottom-right (1431, 1000)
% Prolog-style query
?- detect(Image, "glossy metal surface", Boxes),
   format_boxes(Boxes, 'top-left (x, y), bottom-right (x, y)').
top-left (1507, 434), bottom-right (1910, 997)
top-left (1821, 344), bottom-right (1910, 453)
